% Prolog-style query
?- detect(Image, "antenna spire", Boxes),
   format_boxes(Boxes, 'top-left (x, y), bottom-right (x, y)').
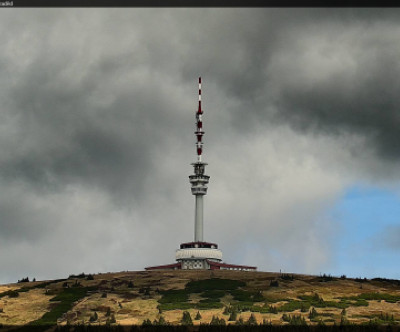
top-left (196, 77), bottom-right (204, 162)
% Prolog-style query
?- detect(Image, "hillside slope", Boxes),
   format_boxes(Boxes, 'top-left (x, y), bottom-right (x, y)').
top-left (0, 270), bottom-right (400, 328)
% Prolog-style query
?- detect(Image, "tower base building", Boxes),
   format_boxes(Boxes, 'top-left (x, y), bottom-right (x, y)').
top-left (146, 241), bottom-right (256, 271)
top-left (145, 78), bottom-right (256, 272)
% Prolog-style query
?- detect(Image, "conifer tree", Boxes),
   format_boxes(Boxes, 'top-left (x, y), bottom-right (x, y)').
top-left (309, 307), bottom-right (318, 319)
top-left (195, 311), bottom-right (202, 320)
top-left (247, 313), bottom-right (257, 325)
top-left (180, 311), bottom-right (193, 325)
top-left (235, 317), bottom-right (244, 325)
top-left (228, 311), bottom-right (237, 321)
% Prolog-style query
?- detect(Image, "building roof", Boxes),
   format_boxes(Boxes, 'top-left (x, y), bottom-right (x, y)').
top-left (206, 260), bottom-right (257, 270)
top-left (145, 262), bottom-right (181, 270)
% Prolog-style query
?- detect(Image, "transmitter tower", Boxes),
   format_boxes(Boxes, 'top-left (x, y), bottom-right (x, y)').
top-left (146, 78), bottom-right (256, 271)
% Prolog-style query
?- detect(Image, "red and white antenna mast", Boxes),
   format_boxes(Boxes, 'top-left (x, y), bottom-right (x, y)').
top-left (196, 77), bottom-right (204, 162)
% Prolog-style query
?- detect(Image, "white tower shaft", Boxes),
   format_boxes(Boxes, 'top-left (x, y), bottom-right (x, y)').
top-left (190, 77), bottom-right (209, 243)
top-left (195, 195), bottom-right (203, 241)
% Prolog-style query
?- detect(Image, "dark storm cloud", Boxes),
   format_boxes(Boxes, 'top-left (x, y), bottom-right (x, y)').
top-left (3, 8), bottom-right (400, 199)
top-left (0, 8), bottom-right (400, 283)
top-left (178, 9), bottom-right (400, 162)
top-left (0, 20), bottom-right (185, 205)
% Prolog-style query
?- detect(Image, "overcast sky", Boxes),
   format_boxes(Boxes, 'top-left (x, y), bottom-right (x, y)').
top-left (1, 8), bottom-right (400, 284)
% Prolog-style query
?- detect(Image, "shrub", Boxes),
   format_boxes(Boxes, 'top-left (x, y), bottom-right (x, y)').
top-left (270, 280), bottom-right (279, 287)
top-left (186, 278), bottom-right (245, 293)
top-left (199, 297), bottom-right (221, 303)
top-left (359, 292), bottom-right (400, 302)
top-left (253, 290), bottom-right (265, 302)
top-left (201, 289), bottom-right (225, 299)
top-left (128, 281), bottom-right (134, 288)
top-left (86, 274), bottom-right (94, 280)
top-left (280, 274), bottom-right (294, 281)
top-left (231, 289), bottom-right (251, 302)
top-left (298, 303), bottom-right (307, 312)
top-left (68, 273), bottom-right (86, 279)
top-left (282, 314), bottom-right (307, 325)
top-left (159, 289), bottom-right (189, 303)
top-left (158, 303), bottom-right (192, 311)
top-left (246, 313), bottom-right (257, 325)
top-left (7, 290), bottom-right (19, 298)
top-left (196, 301), bottom-right (224, 309)
top-left (319, 273), bottom-right (333, 282)
top-left (268, 305), bottom-right (278, 314)
top-left (32, 287), bottom-right (94, 326)
top-left (18, 277), bottom-right (30, 283)
top-left (278, 300), bottom-right (310, 312)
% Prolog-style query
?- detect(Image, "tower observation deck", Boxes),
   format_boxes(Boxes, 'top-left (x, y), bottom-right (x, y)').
top-left (145, 78), bottom-right (256, 271)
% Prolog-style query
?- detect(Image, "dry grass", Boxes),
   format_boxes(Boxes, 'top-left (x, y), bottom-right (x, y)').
top-left (0, 288), bottom-right (50, 325)
top-left (0, 270), bottom-right (399, 326)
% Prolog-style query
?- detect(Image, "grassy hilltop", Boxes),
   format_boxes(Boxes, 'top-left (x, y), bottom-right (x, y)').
top-left (1, 270), bottom-right (400, 330)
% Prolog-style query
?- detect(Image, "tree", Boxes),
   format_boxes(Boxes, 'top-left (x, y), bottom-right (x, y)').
top-left (157, 316), bottom-right (167, 325)
top-left (247, 313), bottom-right (257, 325)
top-left (89, 312), bottom-right (98, 322)
top-left (128, 281), bottom-right (134, 288)
top-left (262, 318), bottom-right (272, 326)
top-left (235, 317), bottom-right (244, 325)
top-left (340, 314), bottom-right (349, 326)
top-left (180, 311), bottom-right (193, 325)
top-left (309, 307), bottom-right (318, 320)
top-left (105, 307), bottom-right (111, 317)
top-left (195, 311), bottom-right (202, 320)
top-left (228, 311), bottom-right (237, 321)
top-left (210, 316), bottom-right (226, 325)
top-left (142, 319), bottom-right (152, 326)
